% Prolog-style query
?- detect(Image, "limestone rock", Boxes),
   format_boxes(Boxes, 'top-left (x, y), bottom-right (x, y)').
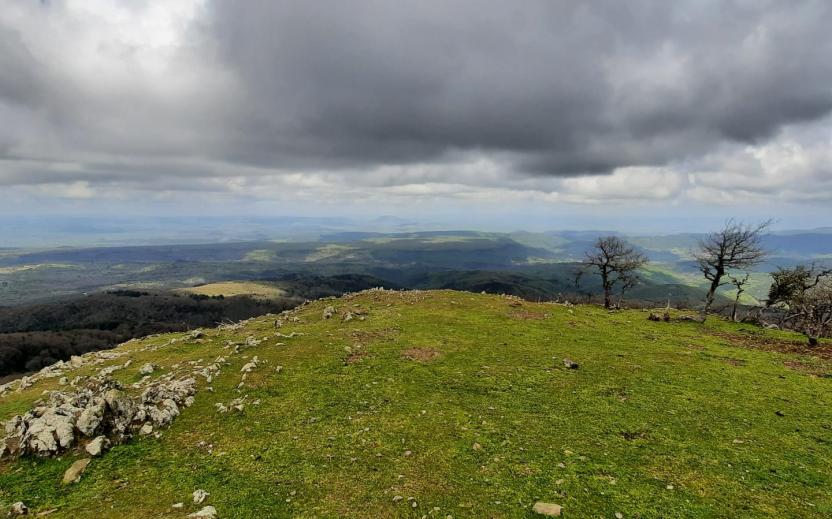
top-left (563, 358), bottom-right (579, 369)
top-left (322, 306), bottom-right (336, 319)
top-left (85, 435), bottom-right (110, 457)
top-left (193, 489), bottom-right (210, 504)
top-left (62, 458), bottom-right (91, 484)
top-left (532, 502), bottom-right (562, 516)
top-left (188, 506), bottom-right (217, 519)
top-left (76, 397), bottom-right (106, 436)
top-left (138, 363), bottom-right (155, 376)
top-left (8, 502), bottom-right (28, 516)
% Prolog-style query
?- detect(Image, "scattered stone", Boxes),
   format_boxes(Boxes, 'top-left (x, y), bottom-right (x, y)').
top-left (322, 306), bottom-right (337, 320)
top-left (188, 506), bottom-right (217, 519)
top-left (138, 363), bottom-right (155, 376)
top-left (563, 358), bottom-right (579, 369)
top-left (240, 357), bottom-right (259, 373)
top-left (139, 423), bottom-right (153, 435)
top-left (647, 312), bottom-right (670, 322)
top-left (532, 502), bottom-right (562, 516)
top-left (472, 442), bottom-right (482, 451)
top-left (172, 503), bottom-right (184, 509)
top-left (62, 458), bottom-right (91, 484)
top-left (85, 435), bottom-right (110, 457)
top-left (615, 513), bottom-right (623, 519)
top-left (775, 410), bottom-right (785, 417)
top-left (666, 484), bottom-right (674, 490)
top-left (393, 496), bottom-right (403, 502)
top-left (193, 489), bottom-right (210, 504)
top-left (8, 502), bottom-right (28, 516)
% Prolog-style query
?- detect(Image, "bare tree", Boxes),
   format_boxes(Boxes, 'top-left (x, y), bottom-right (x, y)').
top-left (582, 236), bottom-right (648, 309)
top-left (767, 264), bottom-right (832, 345)
top-left (728, 273), bottom-right (751, 322)
top-left (695, 219), bottom-right (770, 319)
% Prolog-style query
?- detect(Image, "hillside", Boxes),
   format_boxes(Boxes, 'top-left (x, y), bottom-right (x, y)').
top-left (1, 290), bottom-right (831, 518)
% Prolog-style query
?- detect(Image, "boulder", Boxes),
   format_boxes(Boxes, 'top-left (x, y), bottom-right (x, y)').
top-left (7, 502), bottom-right (28, 516)
top-left (76, 397), bottom-right (106, 436)
top-left (322, 306), bottom-right (336, 319)
top-left (139, 363), bottom-right (155, 376)
top-left (23, 407), bottom-right (77, 455)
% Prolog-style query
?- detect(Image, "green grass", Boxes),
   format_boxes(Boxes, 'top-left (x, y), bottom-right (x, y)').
top-left (1, 290), bottom-right (831, 518)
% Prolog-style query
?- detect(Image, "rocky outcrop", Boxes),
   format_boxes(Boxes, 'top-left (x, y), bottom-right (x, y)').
top-left (0, 376), bottom-right (196, 458)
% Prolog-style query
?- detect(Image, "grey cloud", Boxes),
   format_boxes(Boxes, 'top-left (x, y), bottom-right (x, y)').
top-left (205, 0), bottom-right (832, 175)
top-left (0, 0), bottom-right (831, 203)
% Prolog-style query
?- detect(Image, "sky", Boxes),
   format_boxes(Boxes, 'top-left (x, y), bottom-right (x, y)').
top-left (1, 0), bottom-right (831, 232)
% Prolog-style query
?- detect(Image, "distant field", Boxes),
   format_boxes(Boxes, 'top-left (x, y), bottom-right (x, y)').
top-left (177, 281), bottom-right (285, 299)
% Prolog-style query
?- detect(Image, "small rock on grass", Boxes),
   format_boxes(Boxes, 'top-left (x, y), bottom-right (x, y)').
top-left (532, 502), bottom-right (562, 516)
top-left (193, 489), bottom-right (210, 504)
top-left (188, 506), bottom-right (217, 519)
top-left (8, 502), bottom-right (28, 516)
top-left (563, 358), bottom-right (579, 369)
top-left (62, 458), bottom-right (91, 484)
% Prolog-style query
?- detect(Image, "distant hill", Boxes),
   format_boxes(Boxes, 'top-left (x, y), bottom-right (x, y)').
top-left (1, 229), bottom-right (829, 306)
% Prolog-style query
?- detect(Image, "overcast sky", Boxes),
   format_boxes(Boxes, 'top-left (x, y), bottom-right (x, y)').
top-left (1, 1), bottom-right (831, 231)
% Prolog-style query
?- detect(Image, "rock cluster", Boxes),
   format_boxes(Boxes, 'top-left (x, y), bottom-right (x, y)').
top-left (647, 312), bottom-right (671, 322)
top-left (0, 375), bottom-right (195, 458)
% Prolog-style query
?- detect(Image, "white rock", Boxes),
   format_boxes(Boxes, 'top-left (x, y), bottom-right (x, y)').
top-left (193, 489), bottom-right (210, 504)
top-left (8, 502), bottom-right (28, 516)
top-left (188, 506), bottom-right (217, 518)
top-left (139, 363), bottom-right (155, 376)
top-left (76, 398), bottom-right (106, 436)
top-left (139, 423), bottom-right (153, 435)
top-left (85, 435), bottom-right (109, 457)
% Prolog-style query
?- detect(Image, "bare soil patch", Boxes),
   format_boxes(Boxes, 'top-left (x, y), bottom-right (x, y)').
top-left (401, 347), bottom-right (441, 363)
top-left (508, 310), bottom-right (549, 320)
top-left (710, 330), bottom-right (832, 360)
top-left (784, 359), bottom-right (831, 377)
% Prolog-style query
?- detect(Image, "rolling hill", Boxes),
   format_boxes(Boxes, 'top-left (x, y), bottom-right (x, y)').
top-left (1, 290), bottom-right (830, 517)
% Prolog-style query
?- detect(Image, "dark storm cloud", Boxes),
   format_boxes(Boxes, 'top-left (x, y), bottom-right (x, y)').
top-left (205, 0), bottom-right (832, 175)
top-left (1, 0), bottom-right (832, 203)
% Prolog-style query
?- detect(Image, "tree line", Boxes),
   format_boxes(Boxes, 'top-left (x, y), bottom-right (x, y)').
top-left (576, 220), bottom-right (831, 345)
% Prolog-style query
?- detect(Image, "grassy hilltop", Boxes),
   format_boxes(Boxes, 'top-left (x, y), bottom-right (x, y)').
top-left (1, 290), bottom-right (831, 518)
